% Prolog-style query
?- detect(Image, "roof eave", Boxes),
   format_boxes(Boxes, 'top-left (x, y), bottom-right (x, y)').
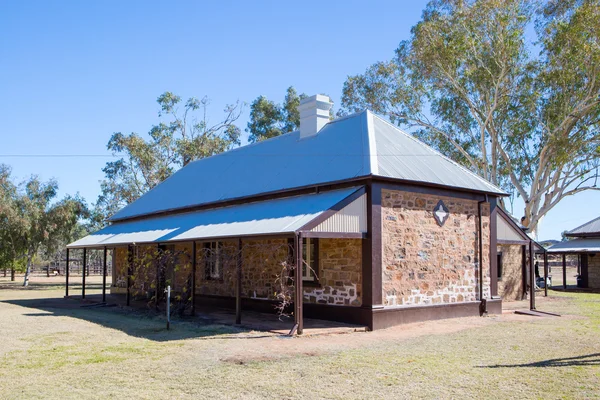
top-left (371, 174), bottom-right (508, 197)
top-left (108, 174), bottom-right (506, 224)
top-left (66, 231), bottom-right (298, 250)
top-left (564, 232), bottom-right (600, 238)
top-left (107, 177), bottom-right (372, 223)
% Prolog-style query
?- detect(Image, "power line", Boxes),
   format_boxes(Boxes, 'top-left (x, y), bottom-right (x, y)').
top-left (0, 154), bottom-right (121, 158)
top-left (0, 153), bottom-right (447, 158)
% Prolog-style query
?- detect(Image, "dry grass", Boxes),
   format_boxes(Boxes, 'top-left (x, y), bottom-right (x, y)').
top-left (0, 275), bottom-right (599, 399)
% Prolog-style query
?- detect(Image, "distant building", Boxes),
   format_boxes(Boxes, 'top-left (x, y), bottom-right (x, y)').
top-left (547, 216), bottom-right (600, 289)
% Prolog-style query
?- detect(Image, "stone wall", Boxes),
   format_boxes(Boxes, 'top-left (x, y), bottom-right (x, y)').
top-left (110, 237), bottom-right (363, 307)
top-left (303, 238), bottom-right (362, 306)
top-left (113, 247), bottom-right (128, 291)
top-left (242, 239), bottom-right (289, 300)
top-left (193, 237), bottom-right (363, 306)
top-left (130, 244), bottom-right (160, 296)
top-left (587, 254), bottom-right (600, 289)
top-left (381, 189), bottom-right (490, 306)
top-left (497, 244), bottom-right (523, 301)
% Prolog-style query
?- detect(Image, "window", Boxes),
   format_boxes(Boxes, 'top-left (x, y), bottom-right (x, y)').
top-left (204, 242), bottom-right (223, 280)
top-left (302, 238), bottom-right (318, 282)
top-left (288, 238), bottom-right (319, 284)
top-left (497, 252), bottom-right (503, 281)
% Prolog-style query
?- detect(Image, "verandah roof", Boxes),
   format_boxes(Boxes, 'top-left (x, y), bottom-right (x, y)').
top-left (67, 187), bottom-right (365, 249)
top-left (547, 238), bottom-right (600, 253)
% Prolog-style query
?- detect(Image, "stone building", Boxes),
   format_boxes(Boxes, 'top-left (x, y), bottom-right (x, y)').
top-left (68, 94), bottom-right (510, 331)
top-left (495, 207), bottom-right (545, 301)
top-left (547, 216), bottom-right (600, 289)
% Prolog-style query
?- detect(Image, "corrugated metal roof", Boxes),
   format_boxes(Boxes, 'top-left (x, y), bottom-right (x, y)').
top-left (372, 116), bottom-right (503, 195)
top-left (547, 238), bottom-right (600, 253)
top-left (68, 187), bottom-right (361, 248)
top-left (110, 110), bottom-right (505, 221)
top-left (566, 216), bottom-right (600, 237)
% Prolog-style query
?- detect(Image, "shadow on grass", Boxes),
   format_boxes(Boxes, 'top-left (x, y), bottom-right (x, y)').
top-left (1, 296), bottom-right (273, 342)
top-left (482, 353), bottom-right (600, 368)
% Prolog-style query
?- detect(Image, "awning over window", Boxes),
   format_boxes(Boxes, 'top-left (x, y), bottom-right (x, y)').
top-left (496, 207), bottom-right (545, 251)
top-left (67, 187), bottom-right (366, 249)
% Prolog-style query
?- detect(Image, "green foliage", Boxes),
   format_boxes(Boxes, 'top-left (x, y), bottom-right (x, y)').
top-left (340, 0), bottom-right (600, 234)
top-left (0, 164), bottom-right (87, 282)
top-left (93, 92), bottom-right (243, 225)
top-left (246, 86), bottom-right (307, 143)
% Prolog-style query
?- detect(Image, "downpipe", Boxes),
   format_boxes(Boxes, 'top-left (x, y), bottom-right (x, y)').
top-left (478, 195), bottom-right (489, 316)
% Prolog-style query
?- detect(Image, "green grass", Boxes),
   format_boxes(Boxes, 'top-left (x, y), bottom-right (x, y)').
top-left (0, 282), bottom-right (599, 399)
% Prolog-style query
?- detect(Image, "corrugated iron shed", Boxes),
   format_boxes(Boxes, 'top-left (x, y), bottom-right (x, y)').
top-left (110, 110), bottom-right (505, 222)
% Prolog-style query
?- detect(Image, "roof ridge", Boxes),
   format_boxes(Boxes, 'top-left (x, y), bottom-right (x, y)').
top-left (369, 112), bottom-right (506, 195)
top-left (367, 111), bottom-right (378, 175)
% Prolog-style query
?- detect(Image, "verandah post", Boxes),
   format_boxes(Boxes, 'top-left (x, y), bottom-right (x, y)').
top-left (543, 251), bottom-right (548, 297)
top-left (155, 244), bottom-right (160, 311)
top-left (127, 245), bottom-right (133, 306)
top-left (521, 245), bottom-right (527, 300)
top-left (102, 246), bottom-right (107, 303)
top-left (529, 241), bottom-right (535, 310)
top-left (82, 248), bottom-right (87, 299)
top-left (562, 254), bottom-right (567, 289)
top-left (65, 248), bottom-right (70, 297)
top-left (295, 233), bottom-right (304, 335)
top-left (191, 241), bottom-right (197, 316)
top-left (235, 238), bottom-right (242, 324)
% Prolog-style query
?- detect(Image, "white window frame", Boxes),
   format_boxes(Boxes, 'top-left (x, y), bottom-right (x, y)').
top-left (302, 238), bottom-right (316, 282)
top-left (205, 241), bottom-right (222, 280)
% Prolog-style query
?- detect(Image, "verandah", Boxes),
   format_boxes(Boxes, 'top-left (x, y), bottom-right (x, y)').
top-left (65, 234), bottom-right (364, 335)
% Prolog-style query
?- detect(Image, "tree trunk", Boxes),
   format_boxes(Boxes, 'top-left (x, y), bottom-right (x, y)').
top-left (10, 268), bottom-right (15, 281)
top-left (23, 254), bottom-right (33, 287)
top-left (3, 268), bottom-right (6, 277)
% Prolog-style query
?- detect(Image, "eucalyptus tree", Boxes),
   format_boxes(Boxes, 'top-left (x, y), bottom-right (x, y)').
top-left (94, 92), bottom-right (243, 224)
top-left (0, 165), bottom-right (21, 280)
top-left (0, 165), bottom-right (86, 285)
top-left (340, 0), bottom-right (600, 234)
top-left (246, 87), bottom-right (307, 143)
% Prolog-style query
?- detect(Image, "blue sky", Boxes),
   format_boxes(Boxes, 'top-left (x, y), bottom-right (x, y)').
top-left (0, 0), bottom-right (596, 240)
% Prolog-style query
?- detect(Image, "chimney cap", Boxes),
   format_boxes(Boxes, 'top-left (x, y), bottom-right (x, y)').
top-left (298, 94), bottom-right (333, 110)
